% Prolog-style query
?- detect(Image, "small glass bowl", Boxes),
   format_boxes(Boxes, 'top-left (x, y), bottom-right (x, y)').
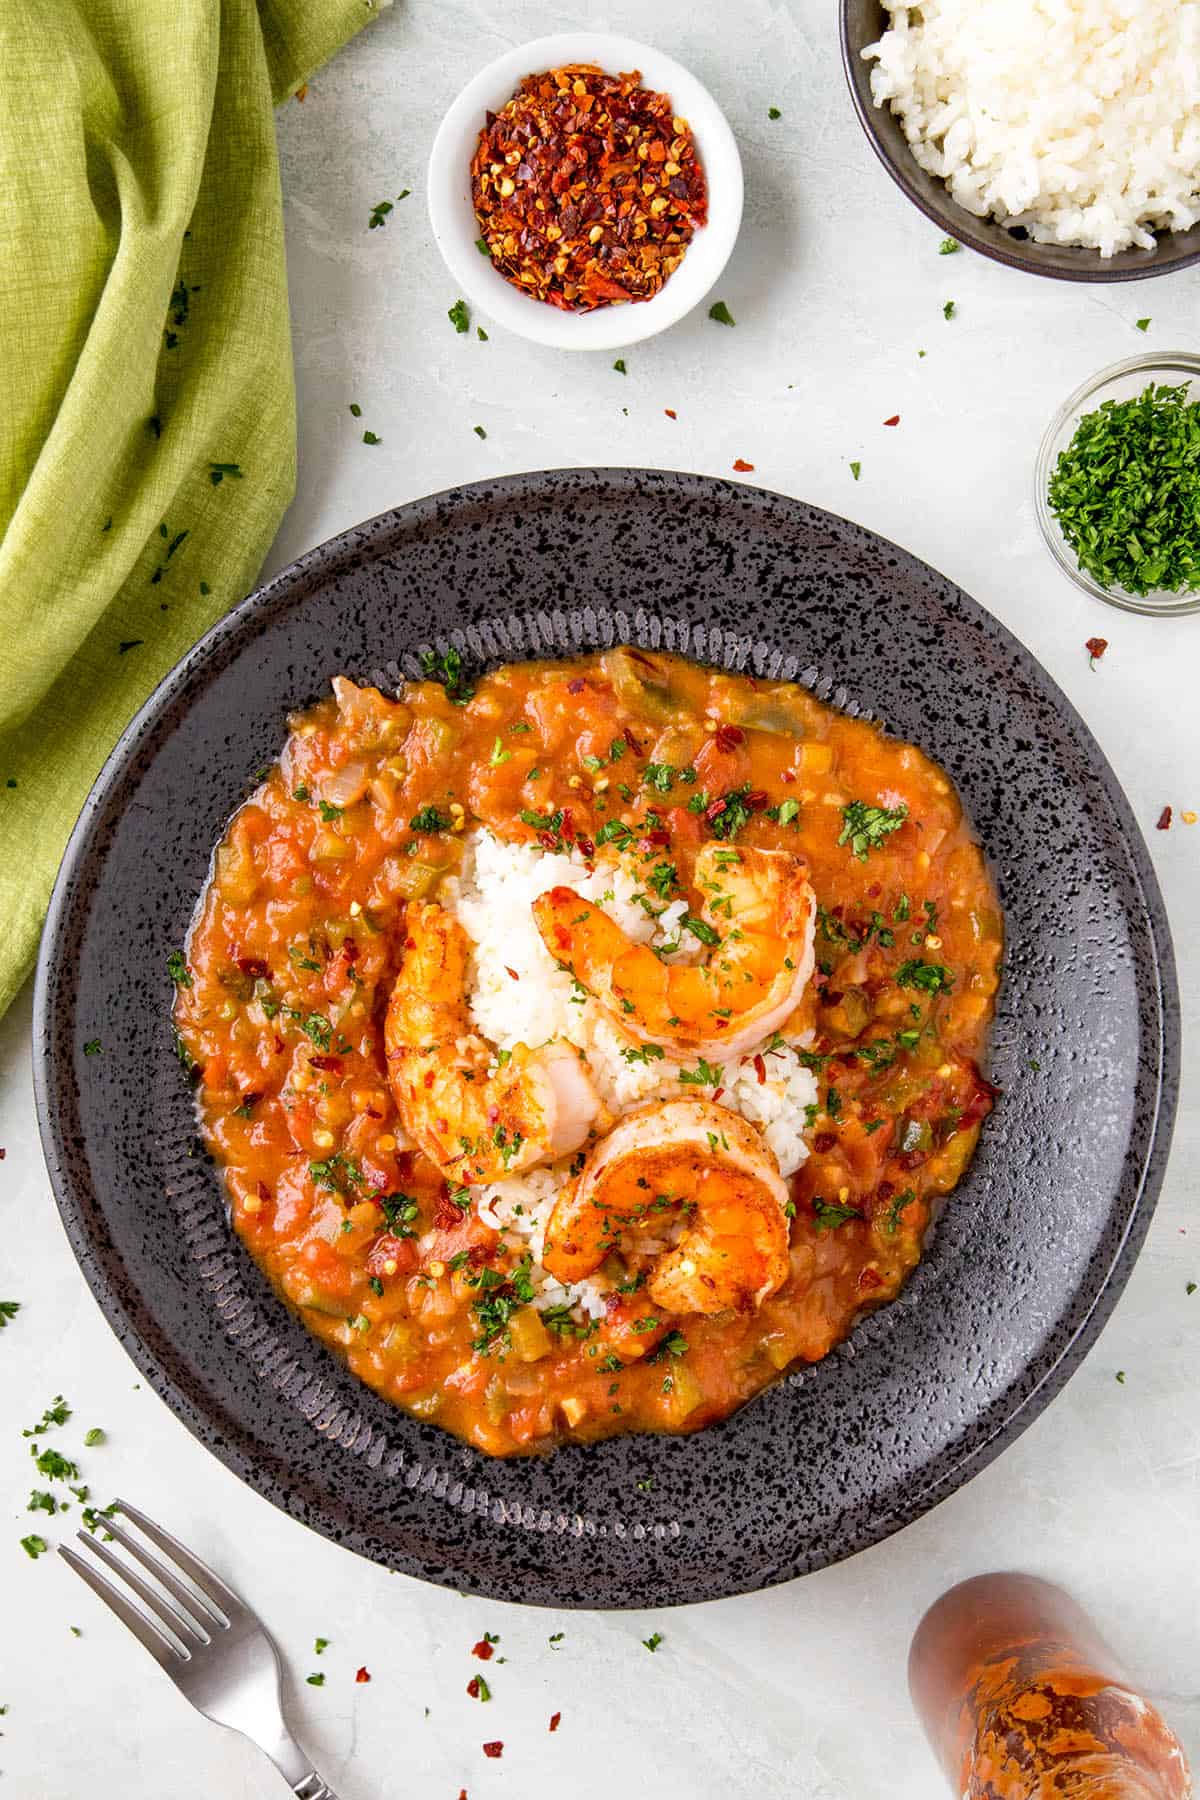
top-left (1035, 351), bottom-right (1200, 618)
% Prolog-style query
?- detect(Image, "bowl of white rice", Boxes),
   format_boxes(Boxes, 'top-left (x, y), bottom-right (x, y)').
top-left (841, 0), bottom-right (1200, 281)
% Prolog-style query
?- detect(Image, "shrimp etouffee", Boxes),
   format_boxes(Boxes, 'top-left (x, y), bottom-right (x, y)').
top-left (175, 648), bottom-right (1001, 1456)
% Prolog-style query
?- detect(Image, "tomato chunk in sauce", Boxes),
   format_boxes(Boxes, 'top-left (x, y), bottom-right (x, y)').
top-left (174, 648), bottom-right (1002, 1456)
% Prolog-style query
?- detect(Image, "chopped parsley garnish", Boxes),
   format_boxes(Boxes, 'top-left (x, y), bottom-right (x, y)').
top-left (308, 1152), bottom-right (365, 1196)
top-left (20, 1535), bottom-right (48, 1560)
top-left (708, 301), bottom-right (735, 326)
top-left (1047, 381), bottom-right (1200, 596)
top-left (643, 762), bottom-right (675, 793)
top-left (409, 804), bottom-right (451, 833)
top-left (939, 237), bottom-right (959, 255)
top-left (622, 1043), bottom-right (666, 1066)
top-left (680, 913), bottom-right (719, 946)
top-left (166, 949), bottom-right (192, 989)
top-left (448, 298), bottom-right (470, 333)
top-left (489, 736), bottom-right (511, 765)
top-left (306, 1672), bottom-right (325, 1687)
top-left (315, 1637), bottom-right (330, 1654)
top-left (0, 1301), bottom-right (21, 1329)
top-left (767, 798), bottom-right (800, 826)
top-left (943, 299), bottom-right (956, 320)
top-left (678, 1057), bottom-right (724, 1087)
top-left (707, 784), bottom-right (756, 841)
top-left (362, 430), bottom-right (381, 446)
top-left (419, 645), bottom-right (475, 703)
top-left (83, 1038), bottom-right (102, 1056)
top-left (895, 959), bottom-right (953, 994)
top-left (83, 1428), bottom-right (105, 1447)
top-left (642, 1631), bottom-right (664, 1652)
top-left (520, 807), bottom-right (565, 838)
top-left (768, 105), bottom-right (782, 119)
top-left (812, 1197), bottom-right (864, 1232)
top-left (838, 799), bottom-right (908, 860)
top-left (378, 1193), bottom-right (420, 1236)
top-left (23, 1396), bottom-right (70, 1436)
top-left (368, 198), bottom-right (394, 228)
top-left (850, 461), bottom-right (861, 481)
top-left (878, 1188), bottom-right (916, 1236)
top-left (613, 358), bottom-right (627, 374)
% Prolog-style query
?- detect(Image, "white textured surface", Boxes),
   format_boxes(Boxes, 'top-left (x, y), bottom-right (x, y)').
top-left (2, 4), bottom-right (1198, 1795)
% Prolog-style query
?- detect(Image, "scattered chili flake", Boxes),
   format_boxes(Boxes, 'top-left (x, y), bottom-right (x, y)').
top-left (664, 408), bottom-right (677, 419)
top-left (482, 1741), bottom-right (503, 1759)
top-left (1156, 806), bottom-right (1172, 830)
top-left (355, 1666), bottom-right (371, 1683)
top-left (883, 415), bottom-right (900, 427)
top-left (471, 65), bottom-right (707, 313)
top-left (549, 1711), bottom-right (562, 1732)
top-left (732, 458), bottom-right (755, 472)
top-left (471, 1638), bottom-right (495, 1661)
top-left (1085, 636), bottom-right (1108, 668)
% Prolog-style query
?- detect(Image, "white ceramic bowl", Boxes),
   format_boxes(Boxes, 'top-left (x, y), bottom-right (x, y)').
top-left (426, 32), bottom-right (744, 351)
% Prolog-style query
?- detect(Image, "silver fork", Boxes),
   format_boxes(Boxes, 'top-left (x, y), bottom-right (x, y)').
top-left (59, 1498), bottom-right (339, 1799)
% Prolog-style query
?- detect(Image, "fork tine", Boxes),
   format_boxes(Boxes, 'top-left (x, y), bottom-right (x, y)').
top-left (102, 1512), bottom-right (227, 1632)
top-left (80, 1532), bottom-right (210, 1647)
top-left (58, 1545), bottom-right (182, 1669)
top-left (113, 1499), bottom-right (244, 1624)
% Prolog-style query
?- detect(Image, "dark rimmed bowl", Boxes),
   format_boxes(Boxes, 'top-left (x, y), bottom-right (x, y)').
top-left (840, 0), bottom-right (1200, 283)
top-left (34, 469), bottom-right (1179, 1609)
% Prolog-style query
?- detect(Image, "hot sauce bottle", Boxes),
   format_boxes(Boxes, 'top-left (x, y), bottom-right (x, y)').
top-left (909, 1574), bottom-right (1192, 1798)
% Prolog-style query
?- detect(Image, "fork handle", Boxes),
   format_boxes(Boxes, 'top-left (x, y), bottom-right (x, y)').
top-left (292, 1777), bottom-right (340, 1800)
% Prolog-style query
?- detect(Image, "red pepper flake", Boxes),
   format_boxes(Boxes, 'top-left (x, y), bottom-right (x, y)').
top-left (309, 1055), bottom-right (342, 1073)
top-left (467, 1676), bottom-right (483, 1699)
top-left (566, 678), bottom-right (585, 694)
top-left (482, 1741), bottom-right (503, 1759)
top-left (1085, 636), bottom-right (1108, 668)
top-left (753, 1053), bottom-right (766, 1085)
top-left (857, 1267), bottom-right (883, 1293)
top-left (623, 725), bottom-right (643, 755)
top-left (355, 1666), bottom-right (371, 1683)
top-left (664, 408), bottom-right (677, 419)
top-left (471, 1639), bottom-right (495, 1661)
top-left (0, 1148), bottom-right (6, 1161)
top-left (237, 956), bottom-right (270, 979)
top-left (713, 723), bottom-right (744, 753)
top-left (549, 1711), bottom-right (562, 1732)
top-left (471, 66), bottom-right (708, 314)
top-left (732, 458), bottom-right (755, 472)
top-left (711, 1086), bottom-right (725, 1102)
top-left (1157, 805), bottom-right (1172, 831)
top-left (883, 414), bottom-right (900, 427)
top-left (505, 966), bottom-right (520, 981)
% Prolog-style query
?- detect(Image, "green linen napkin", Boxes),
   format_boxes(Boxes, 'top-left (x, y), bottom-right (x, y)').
top-left (0, 0), bottom-right (388, 1019)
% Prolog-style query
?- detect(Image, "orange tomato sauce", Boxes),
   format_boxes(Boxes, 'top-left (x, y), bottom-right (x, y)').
top-left (174, 648), bottom-right (1002, 1456)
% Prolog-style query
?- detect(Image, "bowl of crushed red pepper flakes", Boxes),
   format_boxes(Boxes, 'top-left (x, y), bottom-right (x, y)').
top-left (428, 33), bottom-right (743, 350)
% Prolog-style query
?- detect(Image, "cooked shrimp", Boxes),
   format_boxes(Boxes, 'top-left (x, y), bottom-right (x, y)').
top-left (532, 843), bottom-right (816, 1059)
top-left (385, 902), bottom-right (600, 1184)
top-left (542, 1098), bottom-right (790, 1314)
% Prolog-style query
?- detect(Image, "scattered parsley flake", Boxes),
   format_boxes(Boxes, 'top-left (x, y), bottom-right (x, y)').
top-left (362, 430), bottom-right (381, 445)
top-left (768, 105), bottom-right (782, 119)
top-left (943, 299), bottom-right (956, 320)
top-left (1136, 318), bottom-right (1151, 332)
top-left (642, 1632), bottom-right (664, 1652)
top-left (613, 358), bottom-right (627, 374)
top-left (939, 237), bottom-right (959, 254)
top-left (474, 424), bottom-right (487, 439)
top-left (838, 799), bottom-right (908, 860)
top-left (83, 1429), bottom-right (105, 1447)
top-left (448, 298), bottom-right (470, 333)
top-left (0, 1301), bottom-right (22, 1329)
top-left (850, 460), bottom-right (861, 481)
top-left (708, 300), bottom-right (735, 327)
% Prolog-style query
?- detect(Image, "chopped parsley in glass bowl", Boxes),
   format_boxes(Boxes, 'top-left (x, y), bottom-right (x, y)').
top-left (1035, 351), bottom-right (1200, 618)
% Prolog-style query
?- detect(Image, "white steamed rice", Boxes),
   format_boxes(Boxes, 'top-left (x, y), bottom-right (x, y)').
top-left (864, 0), bottom-right (1200, 256)
top-left (428, 829), bottom-right (819, 1322)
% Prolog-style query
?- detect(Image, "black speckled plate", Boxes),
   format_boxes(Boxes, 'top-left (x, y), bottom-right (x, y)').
top-left (34, 470), bottom-right (1178, 1609)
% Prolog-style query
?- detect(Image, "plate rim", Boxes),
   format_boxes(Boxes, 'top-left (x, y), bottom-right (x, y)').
top-left (32, 468), bottom-right (1181, 1606)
